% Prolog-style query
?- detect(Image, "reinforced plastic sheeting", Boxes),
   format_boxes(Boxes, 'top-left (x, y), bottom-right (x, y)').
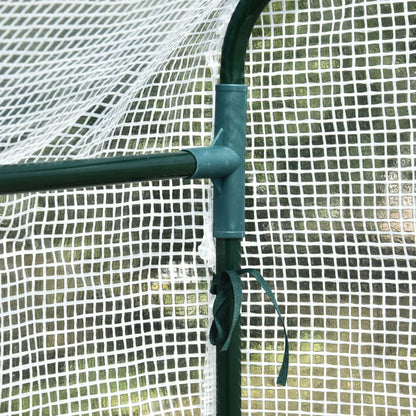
top-left (1, 1), bottom-right (415, 415)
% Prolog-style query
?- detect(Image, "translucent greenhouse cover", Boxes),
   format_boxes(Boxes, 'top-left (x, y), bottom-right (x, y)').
top-left (0, 0), bottom-right (415, 415)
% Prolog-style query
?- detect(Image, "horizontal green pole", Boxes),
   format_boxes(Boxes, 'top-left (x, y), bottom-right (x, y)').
top-left (0, 151), bottom-right (196, 194)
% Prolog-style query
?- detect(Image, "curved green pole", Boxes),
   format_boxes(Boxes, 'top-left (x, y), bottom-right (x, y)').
top-left (220, 0), bottom-right (271, 84)
top-left (215, 1), bottom-right (271, 416)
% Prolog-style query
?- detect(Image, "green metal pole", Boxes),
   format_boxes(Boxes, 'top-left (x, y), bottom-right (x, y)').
top-left (215, 1), bottom-right (271, 416)
top-left (220, 0), bottom-right (271, 85)
top-left (0, 152), bottom-right (196, 194)
top-left (215, 238), bottom-right (242, 416)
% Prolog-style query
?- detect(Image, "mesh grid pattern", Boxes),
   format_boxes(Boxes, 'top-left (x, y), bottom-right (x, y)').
top-left (0, 1), bottom-right (238, 415)
top-left (1, 0), bottom-right (416, 415)
top-left (243, 1), bottom-right (415, 415)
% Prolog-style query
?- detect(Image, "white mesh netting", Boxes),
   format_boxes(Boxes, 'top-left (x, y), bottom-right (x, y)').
top-left (0, 1), bottom-right (236, 415)
top-left (244, 1), bottom-right (415, 415)
top-left (1, 0), bottom-right (415, 415)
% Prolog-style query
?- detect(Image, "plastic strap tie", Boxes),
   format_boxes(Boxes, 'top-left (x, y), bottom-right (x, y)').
top-left (209, 268), bottom-right (289, 386)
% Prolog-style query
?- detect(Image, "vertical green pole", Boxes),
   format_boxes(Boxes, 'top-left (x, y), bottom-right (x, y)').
top-left (214, 1), bottom-right (271, 416)
top-left (216, 239), bottom-right (242, 416)
top-left (213, 83), bottom-right (246, 416)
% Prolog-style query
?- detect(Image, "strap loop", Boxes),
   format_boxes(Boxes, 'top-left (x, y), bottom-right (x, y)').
top-left (209, 268), bottom-right (289, 386)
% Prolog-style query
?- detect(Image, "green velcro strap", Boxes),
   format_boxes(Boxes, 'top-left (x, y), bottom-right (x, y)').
top-left (239, 269), bottom-right (289, 386)
top-left (209, 268), bottom-right (289, 386)
top-left (209, 270), bottom-right (243, 352)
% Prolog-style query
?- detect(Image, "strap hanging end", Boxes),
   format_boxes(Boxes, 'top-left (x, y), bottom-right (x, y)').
top-left (276, 348), bottom-right (289, 386)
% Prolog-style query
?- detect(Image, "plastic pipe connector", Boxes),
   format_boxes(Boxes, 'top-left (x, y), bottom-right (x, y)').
top-left (185, 83), bottom-right (247, 238)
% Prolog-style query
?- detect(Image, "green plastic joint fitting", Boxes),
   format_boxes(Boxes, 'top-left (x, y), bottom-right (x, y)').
top-left (185, 129), bottom-right (241, 186)
top-left (213, 84), bottom-right (247, 238)
top-left (185, 83), bottom-right (247, 239)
